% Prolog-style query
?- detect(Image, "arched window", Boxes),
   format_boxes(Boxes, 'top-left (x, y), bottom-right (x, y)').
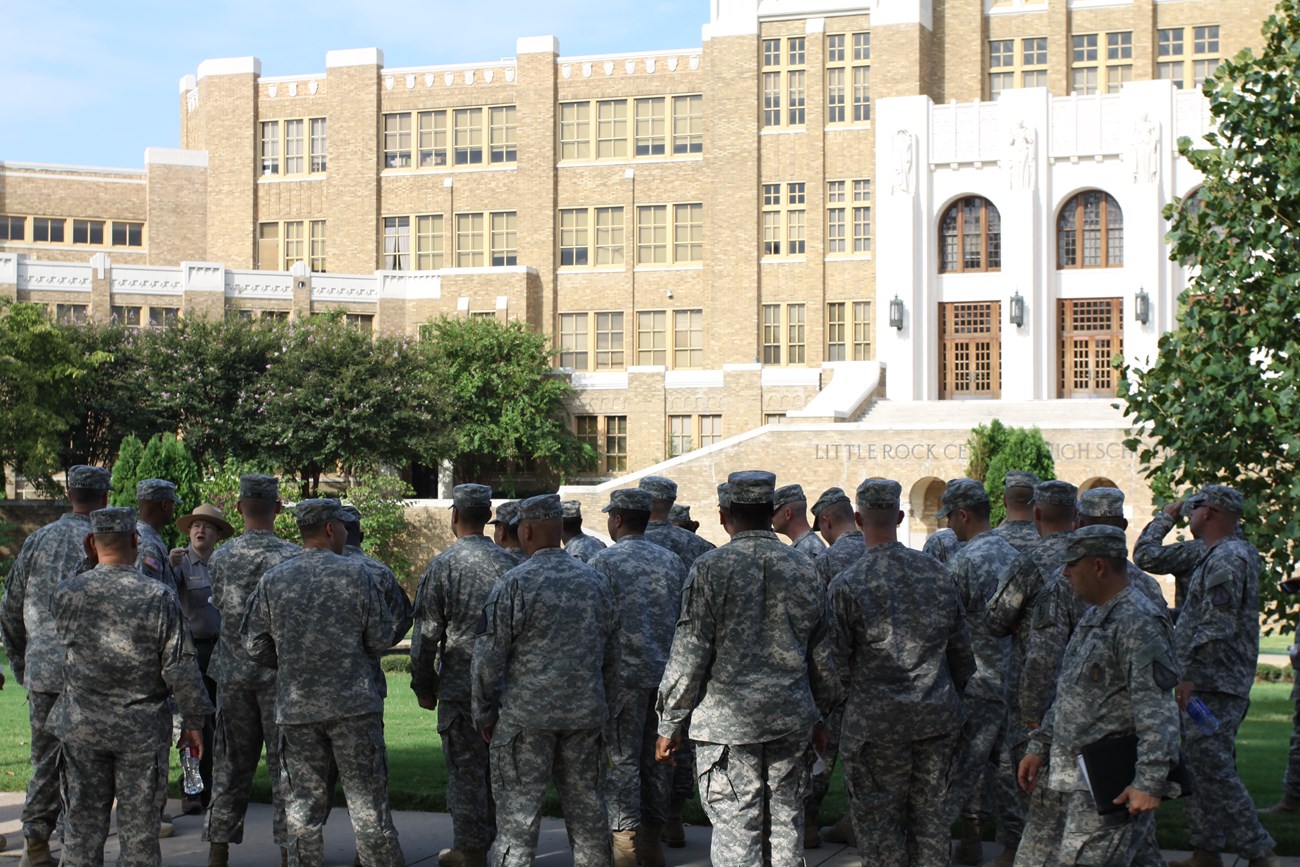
top-left (1057, 191), bottom-right (1123, 268)
top-left (939, 197), bottom-right (1001, 273)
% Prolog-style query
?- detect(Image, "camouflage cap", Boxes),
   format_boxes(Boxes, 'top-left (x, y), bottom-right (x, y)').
top-left (936, 478), bottom-right (990, 519)
top-left (518, 493), bottom-right (563, 522)
top-left (810, 487), bottom-right (851, 517)
top-left (90, 507), bottom-right (137, 535)
top-left (603, 488), bottom-right (653, 513)
top-left (772, 484), bottom-right (807, 512)
top-left (1078, 487), bottom-right (1125, 518)
top-left (451, 483), bottom-right (492, 510)
top-left (1031, 479), bottom-right (1078, 507)
top-left (67, 465), bottom-right (112, 491)
top-left (137, 478), bottom-right (180, 503)
top-left (856, 478), bottom-right (902, 512)
top-left (338, 503), bottom-right (363, 524)
top-left (489, 501), bottom-right (519, 526)
top-left (716, 482), bottom-right (732, 509)
top-left (561, 500), bottom-right (583, 519)
top-left (669, 503), bottom-right (692, 523)
top-left (1004, 470), bottom-right (1041, 490)
top-left (1195, 483), bottom-right (1244, 515)
top-left (295, 498), bottom-right (346, 526)
top-left (1065, 524), bottom-right (1128, 561)
top-left (728, 470), bottom-right (776, 505)
top-left (240, 474), bottom-right (280, 500)
top-left (639, 476), bottom-right (678, 501)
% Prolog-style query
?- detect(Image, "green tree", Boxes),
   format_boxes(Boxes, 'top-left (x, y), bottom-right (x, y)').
top-left (422, 317), bottom-right (595, 494)
top-left (114, 434), bottom-right (203, 547)
top-left (1118, 0), bottom-right (1300, 632)
top-left (966, 420), bottom-right (1056, 526)
top-left (109, 434), bottom-right (146, 508)
top-left (340, 471), bottom-right (417, 590)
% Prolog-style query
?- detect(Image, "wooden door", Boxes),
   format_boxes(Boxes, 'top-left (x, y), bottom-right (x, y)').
top-left (940, 301), bottom-right (1001, 399)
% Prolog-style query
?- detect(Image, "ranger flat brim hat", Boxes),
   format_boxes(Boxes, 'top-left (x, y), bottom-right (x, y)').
top-left (176, 503), bottom-right (234, 539)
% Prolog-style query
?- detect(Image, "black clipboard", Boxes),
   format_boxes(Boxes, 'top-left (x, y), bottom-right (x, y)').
top-left (1077, 734), bottom-right (1192, 824)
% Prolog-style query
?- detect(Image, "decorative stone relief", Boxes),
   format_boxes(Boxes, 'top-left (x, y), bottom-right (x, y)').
top-left (505, 68), bottom-right (516, 83)
top-left (582, 62), bottom-right (592, 78)
top-left (604, 60), bottom-right (614, 76)
top-left (1131, 114), bottom-right (1160, 184)
top-left (445, 71), bottom-right (455, 86)
top-left (689, 55), bottom-right (700, 70)
top-left (288, 82), bottom-right (298, 96)
top-left (309, 80), bottom-right (319, 95)
top-left (562, 63), bottom-right (573, 79)
top-left (646, 58), bottom-right (656, 73)
top-left (1005, 121), bottom-right (1037, 190)
top-left (891, 129), bottom-right (916, 196)
top-left (268, 84), bottom-right (278, 97)
top-left (484, 69), bottom-right (494, 83)
top-left (668, 57), bottom-right (679, 71)
top-left (625, 59), bottom-right (636, 74)
top-left (425, 73), bottom-right (435, 87)
top-left (464, 70), bottom-right (474, 85)
top-left (187, 91), bottom-right (199, 112)
top-left (406, 74), bottom-right (416, 89)
top-left (384, 76), bottom-right (394, 90)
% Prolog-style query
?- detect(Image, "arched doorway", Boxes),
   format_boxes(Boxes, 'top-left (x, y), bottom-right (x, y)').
top-left (1079, 476), bottom-right (1117, 492)
top-left (908, 476), bottom-right (947, 545)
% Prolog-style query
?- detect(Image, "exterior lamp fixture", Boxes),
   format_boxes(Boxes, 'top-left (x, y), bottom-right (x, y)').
top-left (1009, 291), bottom-right (1025, 328)
top-left (889, 295), bottom-right (904, 330)
top-left (1135, 287), bottom-right (1150, 325)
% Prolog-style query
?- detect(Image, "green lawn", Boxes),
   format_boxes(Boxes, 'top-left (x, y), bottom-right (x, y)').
top-left (1261, 631), bottom-right (1295, 655)
top-left (0, 670), bottom-right (1293, 853)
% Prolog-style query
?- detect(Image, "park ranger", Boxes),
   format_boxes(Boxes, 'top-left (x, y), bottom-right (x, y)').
top-left (243, 498), bottom-right (403, 867)
top-left (410, 484), bottom-right (519, 867)
top-left (2, 464), bottom-right (110, 867)
top-left (773, 483), bottom-right (827, 559)
top-left (561, 500), bottom-right (608, 563)
top-left (472, 494), bottom-right (620, 867)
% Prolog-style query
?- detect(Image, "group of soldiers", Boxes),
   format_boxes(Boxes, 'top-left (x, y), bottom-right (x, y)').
top-left (0, 461), bottom-right (1293, 867)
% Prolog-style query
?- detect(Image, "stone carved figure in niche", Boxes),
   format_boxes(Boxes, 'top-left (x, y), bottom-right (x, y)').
top-left (1007, 121), bottom-right (1037, 190)
top-left (892, 130), bottom-right (915, 196)
top-left (1132, 114), bottom-right (1160, 183)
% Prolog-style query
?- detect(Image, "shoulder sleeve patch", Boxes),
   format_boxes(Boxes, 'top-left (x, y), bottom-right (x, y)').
top-left (1152, 660), bottom-right (1179, 691)
top-left (142, 554), bottom-right (163, 576)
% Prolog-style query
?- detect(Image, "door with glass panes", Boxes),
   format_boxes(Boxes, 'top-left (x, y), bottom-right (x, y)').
top-left (939, 302), bottom-right (1001, 399)
top-left (1058, 298), bottom-right (1122, 397)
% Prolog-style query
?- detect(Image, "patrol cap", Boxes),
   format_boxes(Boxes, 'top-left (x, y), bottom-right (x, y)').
top-left (518, 493), bottom-right (563, 522)
top-left (561, 500), bottom-right (583, 520)
top-left (1078, 487), bottom-right (1125, 518)
top-left (603, 489), bottom-right (653, 513)
top-left (1192, 484), bottom-right (1244, 515)
top-left (936, 478), bottom-right (990, 519)
top-left (669, 503), bottom-right (692, 523)
top-left (728, 470), bottom-right (776, 505)
top-left (451, 483), bottom-right (492, 510)
top-left (240, 474), bottom-right (280, 500)
top-left (489, 501), bottom-right (519, 526)
top-left (810, 487), bottom-right (850, 518)
top-left (137, 478), bottom-right (180, 503)
top-left (639, 476), bottom-right (678, 502)
top-left (772, 484), bottom-right (807, 512)
top-left (295, 498), bottom-right (347, 527)
top-left (1031, 480), bottom-right (1078, 507)
top-left (856, 478), bottom-right (902, 511)
top-left (716, 483), bottom-right (732, 509)
top-left (67, 465), bottom-right (112, 491)
top-left (90, 507), bottom-right (136, 535)
top-left (1065, 524), bottom-right (1129, 561)
top-left (1004, 470), bottom-right (1040, 490)
top-left (339, 504), bottom-right (363, 524)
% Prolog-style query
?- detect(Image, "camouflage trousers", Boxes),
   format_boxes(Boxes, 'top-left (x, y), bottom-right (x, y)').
top-left (696, 731), bottom-right (811, 867)
top-left (488, 725), bottom-right (609, 867)
top-left (280, 712), bottom-right (404, 867)
top-left (842, 731), bottom-right (957, 867)
top-left (603, 688), bottom-right (672, 830)
top-left (60, 741), bottom-right (168, 866)
top-left (1013, 785), bottom-right (1068, 866)
top-left (23, 690), bottom-right (62, 841)
top-left (1283, 694), bottom-right (1300, 800)
top-left (805, 703), bottom-right (843, 823)
top-left (946, 697), bottom-right (1024, 848)
top-left (996, 723), bottom-right (1031, 847)
top-left (205, 681), bottom-right (288, 845)
top-left (669, 719), bottom-right (697, 810)
top-left (1182, 691), bottom-right (1276, 859)
top-left (1058, 790), bottom-right (1159, 866)
top-left (439, 700), bottom-right (495, 850)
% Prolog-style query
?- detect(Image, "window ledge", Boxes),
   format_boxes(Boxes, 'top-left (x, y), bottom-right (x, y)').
top-left (257, 174), bottom-right (326, 183)
top-left (761, 257), bottom-right (808, 265)
top-left (557, 155), bottom-right (704, 168)
top-left (558, 266), bottom-right (626, 274)
top-left (826, 254), bottom-right (873, 262)
top-left (824, 123), bottom-right (872, 131)
top-left (632, 264), bottom-right (703, 272)
top-left (760, 128), bottom-right (808, 136)
top-left (380, 164), bottom-right (517, 176)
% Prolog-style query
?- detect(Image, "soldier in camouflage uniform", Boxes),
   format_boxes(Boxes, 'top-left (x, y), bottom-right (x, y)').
top-left (489, 502), bottom-right (527, 564)
top-left (828, 478), bottom-right (974, 867)
top-left (668, 503), bottom-right (696, 532)
top-left (939, 479), bottom-right (1021, 866)
top-left (49, 507), bottom-right (214, 867)
top-left (205, 475), bottom-right (300, 865)
top-left (993, 471), bottom-right (1041, 554)
top-left (1074, 488), bottom-right (1168, 613)
top-left (243, 498), bottom-right (404, 867)
top-left (410, 485), bottom-right (519, 867)
top-left (561, 500), bottom-right (608, 563)
top-left (135, 478), bottom-right (183, 590)
top-left (773, 483), bottom-right (827, 559)
top-left (714, 482), bottom-right (734, 539)
top-left (804, 486), bottom-right (865, 846)
top-left (656, 471), bottom-right (838, 867)
top-left (1134, 498), bottom-right (1206, 610)
top-left (2, 465), bottom-right (110, 867)
top-left (589, 489), bottom-right (687, 867)
top-left (341, 504), bottom-right (414, 661)
top-left (922, 526), bottom-right (962, 564)
top-left (1169, 485), bottom-right (1281, 867)
top-left (1018, 525), bottom-right (1180, 865)
top-left (472, 494), bottom-right (619, 867)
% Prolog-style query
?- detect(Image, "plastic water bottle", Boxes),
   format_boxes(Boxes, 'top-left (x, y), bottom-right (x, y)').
top-left (1185, 697), bottom-right (1219, 735)
top-left (181, 746), bottom-right (204, 795)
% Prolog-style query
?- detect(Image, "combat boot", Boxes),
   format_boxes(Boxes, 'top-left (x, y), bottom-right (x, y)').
top-left (804, 807), bottom-right (822, 848)
top-left (612, 830), bottom-right (637, 867)
top-left (460, 847), bottom-right (488, 867)
top-left (636, 822), bottom-right (666, 867)
top-left (206, 841), bottom-right (230, 867)
top-left (19, 836), bottom-right (56, 867)
top-left (981, 845), bottom-right (1017, 867)
top-left (1261, 795), bottom-right (1300, 815)
top-left (0, 833), bottom-right (7, 852)
top-left (661, 811), bottom-right (686, 848)
top-left (820, 814), bottom-right (855, 846)
top-left (1168, 850), bottom-right (1224, 867)
top-left (1247, 852), bottom-right (1284, 867)
top-left (956, 815), bottom-right (982, 865)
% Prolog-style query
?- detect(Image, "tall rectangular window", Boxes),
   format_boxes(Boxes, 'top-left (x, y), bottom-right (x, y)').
top-left (787, 69), bottom-right (806, 125)
top-left (284, 119), bottom-right (305, 174)
top-left (1106, 31), bottom-right (1133, 93)
top-left (853, 179), bottom-right (872, 253)
top-left (673, 203), bottom-right (703, 263)
top-left (762, 304), bottom-right (782, 365)
top-left (671, 95), bottom-right (703, 154)
top-left (560, 102), bottom-right (591, 160)
top-left (575, 415), bottom-right (599, 456)
top-left (637, 310), bottom-right (667, 365)
top-left (559, 312), bottom-right (589, 369)
top-left (257, 222), bottom-right (280, 270)
top-left (763, 72), bottom-right (782, 127)
top-left (310, 118), bottom-right (327, 172)
top-left (826, 302), bottom-right (847, 361)
top-left (1071, 33), bottom-right (1100, 95)
top-left (595, 207), bottom-right (625, 266)
top-left (827, 181), bottom-right (846, 254)
top-left (668, 415), bottom-right (694, 456)
top-left (786, 183), bottom-right (806, 255)
top-left (597, 100), bottom-right (628, 159)
top-left (283, 221), bottom-right (304, 269)
top-left (383, 216), bottom-right (410, 270)
top-left (827, 30), bottom-right (870, 123)
top-left (309, 220), bottom-right (326, 272)
top-left (762, 183), bottom-right (782, 256)
top-left (989, 39), bottom-right (1015, 99)
top-left (594, 311), bottom-right (625, 369)
top-left (559, 208), bottom-right (590, 266)
top-left (765, 35), bottom-right (809, 128)
top-left (853, 301), bottom-right (872, 359)
top-left (418, 110), bottom-right (448, 168)
top-left (787, 303), bottom-right (806, 363)
top-left (605, 416), bottom-right (628, 471)
top-left (260, 121), bottom-right (280, 175)
top-left (456, 213), bottom-right (485, 267)
top-left (453, 108), bottom-right (484, 165)
top-left (383, 113), bottom-right (412, 168)
top-left (490, 211), bottom-right (517, 266)
top-left (1159, 25), bottom-right (1220, 87)
top-left (636, 205), bottom-right (668, 265)
top-left (415, 215), bottom-right (444, 270)
top-left (673, 309), bottom-right (703, 369)
top-left (699, 415), bottom-right (722, 448)
top-left (635, 97), bottom-right (666, 156)
top-left (489, 105), bottom-right (517, 163)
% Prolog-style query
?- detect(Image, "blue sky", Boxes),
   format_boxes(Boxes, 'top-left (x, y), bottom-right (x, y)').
top-left (0, 0), bottom-right (710, 169)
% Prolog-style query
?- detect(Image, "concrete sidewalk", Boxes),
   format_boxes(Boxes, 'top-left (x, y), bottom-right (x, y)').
top-left (0, 792), bottom-right (1296, 865)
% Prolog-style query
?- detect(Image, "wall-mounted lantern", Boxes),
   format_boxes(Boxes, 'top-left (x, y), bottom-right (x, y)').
top-left (1009, 291), bottom-right (1025, 328)
top-left (889, 295), bottom-right (904, 330)
top-left (1135, 287), bottom-right (1150, 325)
